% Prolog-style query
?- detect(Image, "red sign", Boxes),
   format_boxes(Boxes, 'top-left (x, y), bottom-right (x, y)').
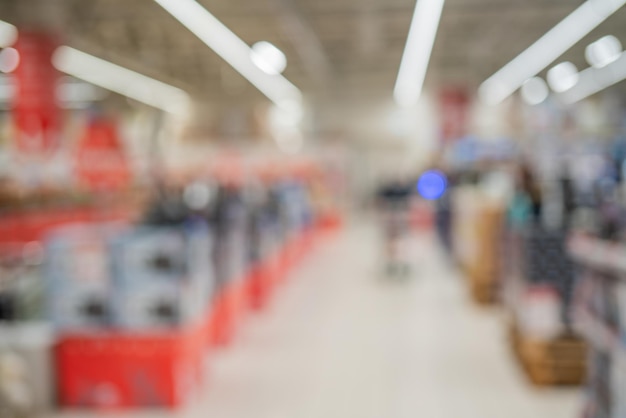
top-left (439, 88), bottom-right (469, 142)
top-left (75, 118), bottom-right (131, 190)
top-left (13, 31), bottom-right (61, 155)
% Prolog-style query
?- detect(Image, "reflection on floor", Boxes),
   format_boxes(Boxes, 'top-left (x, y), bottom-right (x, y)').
top-left (52, 224), bottom-right (581, 418)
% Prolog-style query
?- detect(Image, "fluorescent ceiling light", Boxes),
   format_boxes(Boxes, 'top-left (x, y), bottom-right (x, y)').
top-left (0, 20), bottom-right (17, 48)
top-left (251, 41), bottom-right (287, 75)
top-left (153, 0), bottom-right (301, 109)
top-left (56, 78), bottom-right (108, 103)
top-left (479, 0), bottom-right (626, 105)
top-left (559, 50), bottom-right (626, 103)
top-left (585, 35), bottom-right (622, 68)
top-left (0, 75), bottom-right (108, 107)
top-left (520, 77), bottom-right (549, 105)
top-left (394, 0), bottom-right (445, 107)
top-left (52, 46), bottom-right (191, 115)
top-left (547, 61), bottom-right (579, 92)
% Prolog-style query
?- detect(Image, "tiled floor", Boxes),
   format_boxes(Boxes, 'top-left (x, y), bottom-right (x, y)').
top-left (53, 223), bottom-right (581, 418)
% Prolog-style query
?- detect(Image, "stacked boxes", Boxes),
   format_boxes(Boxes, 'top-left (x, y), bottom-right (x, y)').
top-left (569, 235), bottom-right (626, 416)
top-left (46, 222), bottom-right (214, 409)
top-left (512, 227), bottom-right (577, 330)
top-left (46, 225), bottom-right (116, 331)
top-left (0, 325), bottom-right (54, 415)
top-left (46, 223), bottom-right (213, 331)
top-left (111, 225), bottom-right (213, 330)
top-left (212, 187), bottom-right (248, 291)
top-left (0, 243), bottom-right (45, 322)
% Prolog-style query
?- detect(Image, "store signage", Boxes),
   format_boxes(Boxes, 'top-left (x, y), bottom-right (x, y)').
top-left (12, 31), bottom-right (61, 155)
top-left (439, 88), bottom-right (469, 143)
top-left (75, 118), bottom-right (131, 190)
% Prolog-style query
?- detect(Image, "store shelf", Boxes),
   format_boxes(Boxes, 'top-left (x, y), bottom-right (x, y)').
top-left (574, 308), bottom-right (626, 363)
top-left (569, 233), bottom-right (626, 277)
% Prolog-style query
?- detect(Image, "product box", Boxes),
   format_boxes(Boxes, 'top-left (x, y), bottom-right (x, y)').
top-left (278, 181), bottom-right (312, 236)
top-left (111, 225), bottom-right (213, 331)
top-left (211, 188), bottom-right (248, 290)
top-left (0, 323), bottom-right (54, 415)
top-left (45, 224), bottom-right (118, 331)
top-left (516, 285), bottom-right (564, 340)
top-left (0, 243), bottom-right (45, 322)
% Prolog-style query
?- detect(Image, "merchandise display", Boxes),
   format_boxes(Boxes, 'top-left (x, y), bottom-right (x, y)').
top-left (35, 160), bottom-right (343, 409)
top-left (110, 225), bottom-right (213, 330)
top-left (45, 225), bottom-right (117, 331)
top-left (0, 324), bottom-right (54, 417)
top-left (570, 234), bottom-right (626, 417)
top-left (0, 243), bottom-right (44, 323)
top-left (0, 243), bottom-right (53, 417)
top-left (504, 227), bottom-right (577, 339)
top-left (5, 1), bottom-right (625, 415)
top-left (451, 183), bottom-right (506, 304)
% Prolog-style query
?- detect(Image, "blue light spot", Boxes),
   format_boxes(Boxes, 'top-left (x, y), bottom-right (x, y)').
top-left (417, 170), bottom-right (448, 200)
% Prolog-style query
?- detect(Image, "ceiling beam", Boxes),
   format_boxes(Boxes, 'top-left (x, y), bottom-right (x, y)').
top-left (274, 0), bottom-right (334, 89)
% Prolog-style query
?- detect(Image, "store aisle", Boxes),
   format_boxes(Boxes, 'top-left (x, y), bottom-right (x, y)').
top-left (53, 223), bottom-right (581, 418)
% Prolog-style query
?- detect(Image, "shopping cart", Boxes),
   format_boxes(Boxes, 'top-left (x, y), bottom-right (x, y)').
top-left (379, 202), bottom-right (412, 277)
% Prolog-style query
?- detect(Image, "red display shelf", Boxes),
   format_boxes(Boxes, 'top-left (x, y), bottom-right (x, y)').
top-left (0, 205), bottom-right (138, 244)
top-left (55, 316), bottom-right (209, 410)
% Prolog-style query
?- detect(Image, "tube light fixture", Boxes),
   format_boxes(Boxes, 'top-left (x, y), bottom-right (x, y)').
top-left (479, 0), bottom-right (626, 105)
top-left (547, 61), bottom-right (579, 93)
top-left (251, 41), bottom-right (287, 75)
top-left (52, 46), bottom-right (191, 115)
top-left (393, 0), bottom-right (445, 107)
top-left (585, 35), bottom-right (622, 68)
top-left (153, 0), bottom-right (302, 110)
top-left (0, 75), bottom-right (108, 107)
top-left (520, 77), bottom-right (549, 105)
top-left (559, 50), bottom-right (626, 103)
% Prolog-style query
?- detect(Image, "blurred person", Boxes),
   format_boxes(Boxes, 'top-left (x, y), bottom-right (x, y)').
top-left (142, 178), bottom-right (189, 226)
top-left (433, 169), bottom-right (455, 257)
top-left (376, 176), bottom-right (414, 277)
top-left (509, 162), bottom-right (542, 229)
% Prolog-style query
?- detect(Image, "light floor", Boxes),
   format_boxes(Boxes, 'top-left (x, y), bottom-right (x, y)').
top-left (53, 223), bottom-right (582, 418)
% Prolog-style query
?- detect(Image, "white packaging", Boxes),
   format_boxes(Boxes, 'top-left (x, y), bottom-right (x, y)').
top-left (112, 226), bottom-right (213, 330)
top-left (516, 286), bottom-right (564, 340)
top-left (0, 323), bottom-right (54, 415)
top-left (45, 225), bottom-right (114, 331)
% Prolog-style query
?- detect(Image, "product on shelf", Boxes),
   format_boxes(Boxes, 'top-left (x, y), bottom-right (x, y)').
top-left (28, 155), bottom-right (342, 410)
top-left (45, 225), bottom-right (117, 331)
top-left (569, 233), bottom-right (626, 417)
top-left (110, 225), bottom-right (213, 330)
top-left (452, 185), bottom-right (505, 304)
top-left (0, 243), bottom-right (44, 323)
top-left (0, 324), bottom-right (54, 416)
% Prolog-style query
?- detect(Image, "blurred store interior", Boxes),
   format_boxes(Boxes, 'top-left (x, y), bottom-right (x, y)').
top-left (2, 0), bottom-right (626, 417)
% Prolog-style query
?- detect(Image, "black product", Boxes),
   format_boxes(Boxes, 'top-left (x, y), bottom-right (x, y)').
top-left (143, 184), bottom-right (190, 226)
top-left (212, 186), bottom-right (248, 290)
top-left (521, 227), bottom-right (576, 326)
top-left (79, 297), bottom-right (108, 321)
top-left (0, 292), bottom-right (17, 321)
top-left (377, 181), bottom-right (412, 209)
top-left (245, 186), bottom-right (273, 264)
top-left (148, 252), bottom-right (187, 278)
